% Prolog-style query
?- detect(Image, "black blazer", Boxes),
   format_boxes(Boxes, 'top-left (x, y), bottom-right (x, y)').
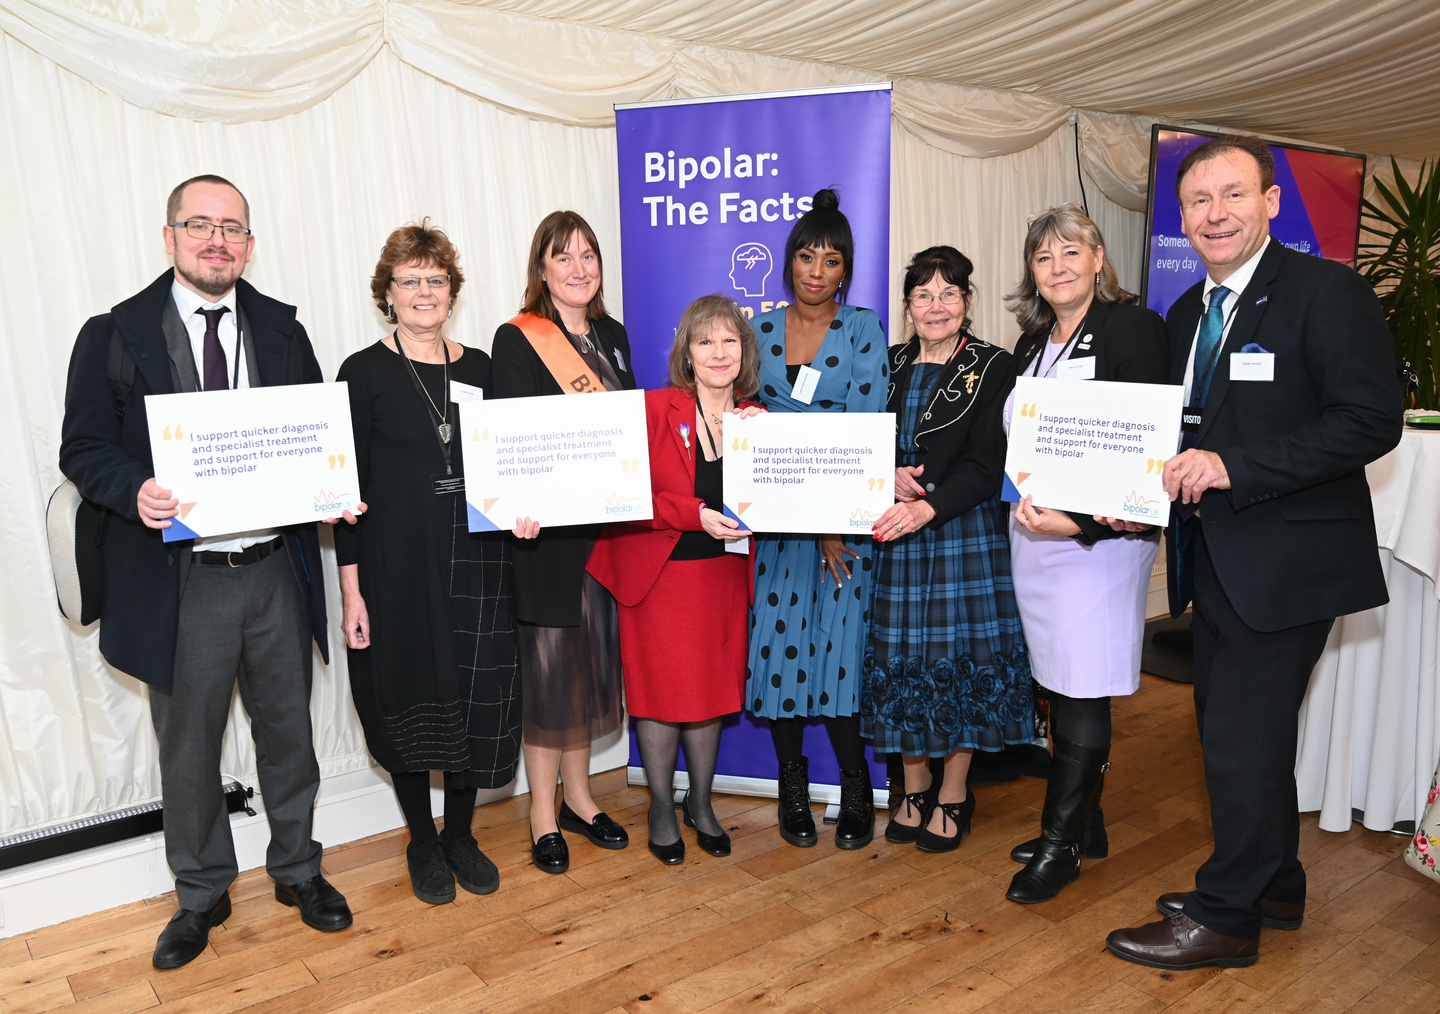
top-left (887, 335), bottom-right (1014, 528)
top-left (1164, 241), bottom-right (1402, 630)
top-left (490, 314), bottom-right (636, 626)
top-left (1013, 300), bottom-right (1170, 544)
top-left (59, 271), bottom-right (329, 690)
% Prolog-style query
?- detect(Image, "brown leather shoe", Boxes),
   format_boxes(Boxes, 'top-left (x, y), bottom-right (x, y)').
top-left (1106, 913), bottom-right (1259, 969)
top-left (1155, 891), bottom-right (1304, 930)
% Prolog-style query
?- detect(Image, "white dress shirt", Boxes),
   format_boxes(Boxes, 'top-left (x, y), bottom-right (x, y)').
top-left (1180, 236), bottom-right (1271, 406)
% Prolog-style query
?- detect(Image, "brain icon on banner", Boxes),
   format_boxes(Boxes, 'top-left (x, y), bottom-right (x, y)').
top-left (616, 85), bottom-right (893, 389)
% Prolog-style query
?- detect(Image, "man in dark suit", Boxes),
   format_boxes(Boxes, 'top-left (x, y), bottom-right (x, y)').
top-left (60, 175), bottom-right (352, 969)
top-left (1105, 136), bottom-right (1402, 968)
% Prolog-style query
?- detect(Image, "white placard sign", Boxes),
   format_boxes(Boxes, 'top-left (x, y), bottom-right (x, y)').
top-left (145, 383), bottom-right (358, 542)
top-left (722, 412), bottom-right (896, 534)
top-left (1003, 377), bottom-right (1184, 523)
top-left (459, 388), bottom-right (653, 531)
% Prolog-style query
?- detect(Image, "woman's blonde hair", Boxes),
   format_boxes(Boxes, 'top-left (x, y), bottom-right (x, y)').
top-left (1005, 203), bottom-right (1133, 335)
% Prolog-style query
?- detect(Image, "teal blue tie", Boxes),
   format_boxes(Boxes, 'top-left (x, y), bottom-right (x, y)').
top-left (1189, 285), bottom-right (1230, 410)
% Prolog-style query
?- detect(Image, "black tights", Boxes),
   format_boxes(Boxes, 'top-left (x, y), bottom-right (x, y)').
top-left (1048, 692), bottom-right (1112, 751)
top-left (633, 717), bottom-right (723, 845)
top-left (391, 771), bottom-right (478, 843)
top-left (769, 714), bottom-right (867, 771)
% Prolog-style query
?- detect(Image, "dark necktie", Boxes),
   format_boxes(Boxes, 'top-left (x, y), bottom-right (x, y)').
top-left (200, 306), bottom-right (231, 392)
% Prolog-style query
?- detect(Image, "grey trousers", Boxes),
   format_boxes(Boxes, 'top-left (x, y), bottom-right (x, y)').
top-left (149, 545), bottom-right (322, 910)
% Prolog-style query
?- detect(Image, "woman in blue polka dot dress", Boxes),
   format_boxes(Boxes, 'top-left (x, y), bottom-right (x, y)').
top-left (746, 189), bottom-right (888, 850)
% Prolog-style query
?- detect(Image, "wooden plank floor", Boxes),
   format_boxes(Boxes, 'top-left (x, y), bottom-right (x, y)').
top-left (4, 674), bottom-right (1438, 1014)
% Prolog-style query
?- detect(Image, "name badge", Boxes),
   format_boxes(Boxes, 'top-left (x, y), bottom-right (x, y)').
top-left (726, 536), bottom-right (751, 555)
top-left (791, 364), bottom-right (822, 404)
top-left (451, 380), bottom-right (485, 402)
top-left (432, 474), bottom-right (465, 497)
top-left (1230, 353), bottom-right (1275, 382)
top-left (1181, 407), bottom-right (1203, 432)
top-left (1058, 356), bottom-right (1096, 381)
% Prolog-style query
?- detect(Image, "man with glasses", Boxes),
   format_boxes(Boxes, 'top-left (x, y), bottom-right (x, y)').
top-left (60, 175), bottom-right (351, 969)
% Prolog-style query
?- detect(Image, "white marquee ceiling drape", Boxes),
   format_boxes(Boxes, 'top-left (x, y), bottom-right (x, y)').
top-left (0, 0), bottom-right (1430, 838)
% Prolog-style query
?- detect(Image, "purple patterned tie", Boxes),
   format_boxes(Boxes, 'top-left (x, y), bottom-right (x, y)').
top-left (200, 306), bottom-right (230, 391)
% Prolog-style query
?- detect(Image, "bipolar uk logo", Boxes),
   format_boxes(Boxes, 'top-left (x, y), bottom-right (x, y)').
top-left (848, 507), bottom-right (881, 529)
top-left (605, 492), bottom-right (643, 516)
top-left (1122, 491), bottom-right (1163, 520)
top-left (730, 242), bottom-right (773, 297)
top-left (313, 490), bottom-right (350, 513)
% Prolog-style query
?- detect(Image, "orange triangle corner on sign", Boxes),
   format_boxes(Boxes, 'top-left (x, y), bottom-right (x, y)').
top-left (483, 498), bottom-right (499, 512)
top-left (738, 502), bottom-right (752, 514)
top-left (179, 502), bottom-right (197, 520)
top-left (1017, 473), bottom-right (1031, 485)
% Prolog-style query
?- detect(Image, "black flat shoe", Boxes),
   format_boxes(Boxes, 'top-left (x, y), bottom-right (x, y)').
top-left (915, 792), bottom-right (975, 853)
top-left (406, 838), bottom-right (457, 905)
top-left (441, 834), bottom-right (500, 896)
top-left (648, 837), bottom-right (686, 865)
top-left (531, 831), bottom-right (570, 874)
top-left (153, 893), bottom-right (231, 969)
top-left (275, 874), bottom-right (353, 931)
top-left (884, 792), bottom-right (930, 844)
top-left (558, 802), bottom-right (629, 849)
top-left (682, 797), bottom-right (731, 857)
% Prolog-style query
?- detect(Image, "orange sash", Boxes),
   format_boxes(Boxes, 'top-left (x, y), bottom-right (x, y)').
top-left (509, 313), bottom-right (608, 395)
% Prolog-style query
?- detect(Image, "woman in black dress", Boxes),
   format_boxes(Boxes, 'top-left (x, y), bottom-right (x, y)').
top-left (335, 222), bottom-right (522, 905)
top-left (492, 211), bottom-right (632, 874)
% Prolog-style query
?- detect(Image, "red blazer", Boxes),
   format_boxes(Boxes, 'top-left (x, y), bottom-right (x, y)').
top-left (587, 386), bottom-right (757, 607)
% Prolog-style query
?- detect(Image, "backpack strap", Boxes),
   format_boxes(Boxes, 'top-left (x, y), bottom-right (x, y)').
top-left (106, 325), bottom-right (135, 420)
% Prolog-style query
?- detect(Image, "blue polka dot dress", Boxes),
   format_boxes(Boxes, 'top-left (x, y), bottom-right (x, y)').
top-left (746, 304), bottom-right (888, 719)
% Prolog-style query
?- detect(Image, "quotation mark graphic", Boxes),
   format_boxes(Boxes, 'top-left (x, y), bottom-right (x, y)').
top-left (472, 427), bottom-right (489, 442)
top-left (1018, 403), bottom-right (1038, 418)
top-left (163, 424), bottom-right (185, 440)
top-left (620, 459), bottom-right (642, 473)
top-left (730, 437), bottom-right (750, 451)
top-left (867, 478), bottom-right (888, 491)
top-left (1145, 458), bottom-right (1167, 474)
top-left (328, 454), bottom-right (347, 470)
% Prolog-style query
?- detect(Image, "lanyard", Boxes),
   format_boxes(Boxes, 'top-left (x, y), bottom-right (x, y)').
top-left (699, 406), bottom-right (727, 460)
top-left (396, 332), bottom-right (454, 475)
top-left (1028, 311), bottom-right (1088, 379)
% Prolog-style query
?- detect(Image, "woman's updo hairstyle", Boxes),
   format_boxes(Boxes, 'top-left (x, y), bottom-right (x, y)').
top-left (901, 246), bottom-right (977, 339)
top-left (781, 188), bottom-right (855, 301)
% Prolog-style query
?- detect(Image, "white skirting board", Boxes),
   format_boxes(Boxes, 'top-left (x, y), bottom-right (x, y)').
top-left (0, 729), bottom-right (629, 939)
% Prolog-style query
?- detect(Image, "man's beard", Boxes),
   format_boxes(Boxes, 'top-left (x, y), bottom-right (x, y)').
top-left (177, 258), bottom-right (241, 298)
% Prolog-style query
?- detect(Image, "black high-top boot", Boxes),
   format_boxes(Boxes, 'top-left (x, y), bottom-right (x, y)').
top-left (777, 757), bottom-right (817, 847)
top-left (1006, 738), bottom-right (1109, 904)
top-left (834, 766), bottom-right (875, 849)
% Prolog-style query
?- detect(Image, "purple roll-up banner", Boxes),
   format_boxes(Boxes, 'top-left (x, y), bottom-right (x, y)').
top-left (615, 84), bottom-right (892, 806)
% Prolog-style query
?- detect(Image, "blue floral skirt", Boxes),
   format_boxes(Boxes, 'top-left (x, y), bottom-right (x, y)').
top-left (861, 496), bottom-right (1034, 756)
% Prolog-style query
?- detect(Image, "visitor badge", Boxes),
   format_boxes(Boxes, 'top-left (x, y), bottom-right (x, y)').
top-left (726, 536), bottom-right (750, 555)
top-left (791, 364), bottom-right (822, 404)
top-left (1230, 353), bottom-right (1274, 382)
top-left (1058, 356), bottom-right (1096, 381)
top-left (451, 381), bottom-right (485, 401)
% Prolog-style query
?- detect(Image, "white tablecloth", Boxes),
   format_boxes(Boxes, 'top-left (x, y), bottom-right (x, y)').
top-left (1297, 428), bottom-right (1440, 831)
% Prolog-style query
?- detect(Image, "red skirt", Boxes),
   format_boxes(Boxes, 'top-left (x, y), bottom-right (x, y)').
top-left (619, 553), bottom-right (749, 722)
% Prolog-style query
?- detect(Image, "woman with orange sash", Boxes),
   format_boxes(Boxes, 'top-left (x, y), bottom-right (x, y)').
top-left (492, 211), bottom-right (634, 874)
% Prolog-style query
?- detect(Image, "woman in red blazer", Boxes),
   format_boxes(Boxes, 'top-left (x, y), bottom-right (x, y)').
top-left (588, 295), bottom-right (761, 865)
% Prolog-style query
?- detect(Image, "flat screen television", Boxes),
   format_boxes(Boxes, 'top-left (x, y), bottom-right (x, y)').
top-left (1140, 125), bottom-right (1366, 319)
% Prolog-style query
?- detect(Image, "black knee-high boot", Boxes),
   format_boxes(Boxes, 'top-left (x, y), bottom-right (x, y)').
top-left (1006, 737), bottom-right (1109, 904)
top-left (1009, 775), bottom-right (1108, 863)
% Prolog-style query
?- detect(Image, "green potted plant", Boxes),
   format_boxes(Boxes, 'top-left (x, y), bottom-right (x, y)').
top-left (1359, 156), bottom-right (1440, 410)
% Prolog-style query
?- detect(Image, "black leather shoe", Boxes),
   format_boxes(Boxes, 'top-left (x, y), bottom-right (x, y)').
top-left (777, 757), bottom-right (817, 847)
top-left (407, 838), bottom-right (457, 905)
top-left (1010, 804), bottom-right (1108, 863)
top-left (531, 831), bottom-right (570, 874)
top-left (1155, 891), bottom-right (1304, 931)
top-left (153, 893), bottom-right (231, 969)
top-left (275, 874), bottom-right (353, 931)
top-left (648, 837), bottom-right (686, 865)
top-left (682, 797), bottom-right (731, 857)
top-left (834, 767), bottom-right (876, 850)
top-left (558, 802), bottom-right (629, 850)
top-left (1106, 913), bottom-right (1258, 970)
top-left (916, 792), bottom-right (975, 853)
top-left (442, 834), bottom-right (500, 895)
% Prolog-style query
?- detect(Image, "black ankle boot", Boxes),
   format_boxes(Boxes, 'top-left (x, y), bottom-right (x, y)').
top-left (777, 757), bottom-right (817, 847)
top-left (1006, 738), bottom-right (1109, 905)
top-left (834, 767), bottom-right (875, 849)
